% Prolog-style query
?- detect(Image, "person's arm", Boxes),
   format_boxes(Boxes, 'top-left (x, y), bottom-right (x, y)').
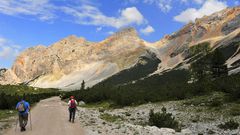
top-left (16, 103), bottom-right (19, 110)
top-left (75, 100), bottom-right (78, 110)
top-left (68, 100), bottom-right (71, 107)
top-left (27, 102), bottom-right (31, 111)
top-left (75, 100), bottom-right (78, 105)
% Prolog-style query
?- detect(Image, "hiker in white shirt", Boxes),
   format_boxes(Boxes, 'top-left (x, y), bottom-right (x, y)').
top-left (68, 96), bottom-right (77, 123)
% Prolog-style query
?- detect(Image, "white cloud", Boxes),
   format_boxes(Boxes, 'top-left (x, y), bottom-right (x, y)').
top-left (124, 0), bottom-right (139, 4)
top-left (143, 0), bottom-right (172, 12)
top-left (96, 27), bottom-right (102, 32)
top-left (62, 6), bottom-right (146, 28)
top-left (0, 1), bottom-right (149, 29)
top-left (0, 38), bottom-right (7, 45)
top-left (128, 0), bottom-right (207, 12)
top-left (140, 25), bottom-right (155, 35)
top-left (121, 7), bottom-right (145, 25)
top-left (234, 1), bottom-right (239, 5)
top-left (107, 31), bottom-right (115, 35)
top-left (193, 0), bottom-right (205, 4)
top-left (0, 37), bottom-right (21, 60)
top-left (174, 0), bottom-right (227, 23)
top-left (180, 0), bottom-right (188, 4)
top-left (0, 0), bottom-right (56, 21)
top-left (179, 0), bottom-right (206, 5)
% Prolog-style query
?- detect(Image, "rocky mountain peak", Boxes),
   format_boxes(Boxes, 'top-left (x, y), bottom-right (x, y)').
top-left (115, 27), bottom-right (137, 35)
top-left (156, 7), bottom-right (240, 46)
top-left (50, 35), bottom-right (88, 49)
top-left (109, 27), bottom-right (138, 40)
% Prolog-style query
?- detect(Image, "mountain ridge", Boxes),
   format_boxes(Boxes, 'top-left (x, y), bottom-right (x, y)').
top-left (0, 7), bottom-right (240, 90)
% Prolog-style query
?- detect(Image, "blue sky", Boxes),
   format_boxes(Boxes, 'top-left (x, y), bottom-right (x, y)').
top-left (0, 0), bottom-right (239, 68)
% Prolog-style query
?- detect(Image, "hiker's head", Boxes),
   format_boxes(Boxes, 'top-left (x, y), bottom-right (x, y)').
top-left (19, 95), bottom-right (26, 101)
top-left (70, 96), bottom-right (74, 99)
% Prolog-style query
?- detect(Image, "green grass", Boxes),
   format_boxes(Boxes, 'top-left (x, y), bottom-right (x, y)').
top-left (80, 101), bottom-right (113, 109)
top-left (183, 92), bottom-right (225, 107)
top-left (100, 113), bottom-right (123, 123)
top-left (0, 110), bottom-right (16, 121)
top-left (229, 104), bottom-right (240, 116)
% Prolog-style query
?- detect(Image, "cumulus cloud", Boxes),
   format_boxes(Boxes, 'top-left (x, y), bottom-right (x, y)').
top-left (96, 27), bottom-right (102, 32)
top-left (234, 1), bottom-right (239, 5)
top-left (193, 0), bottom-right (205, 4)
top-left (127, 0), bottom-right (207, 12)
top-left (140, 25), bottom-right (155, 35)
top-left (143, 0), bottom-right (172, 12)
top-left (62, 6), bottom-right (145, 28)
top-left (107, 31), bottom-right (115, 35)
top-left (0, 0), bottom-right (151, 30)
top-left (174, 0), bottom-right (227, 23)
top-left (181, 0), bottom-right (206, 4)
top-left (0, 0), bottom-right (56, 21)
top-left (0, 37), bottom-right (21, 60)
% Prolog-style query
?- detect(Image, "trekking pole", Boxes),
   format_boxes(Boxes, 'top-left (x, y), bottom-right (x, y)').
top-left (29, 111), bottom-right (32, 130)
top-left (15, 116), bottom-right (18, 132)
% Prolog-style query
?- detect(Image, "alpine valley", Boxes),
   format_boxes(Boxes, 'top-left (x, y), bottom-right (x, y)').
top-left (0, 7), bottom-right (240, 90)
top-left (1, 6), bottom-right (240, 135)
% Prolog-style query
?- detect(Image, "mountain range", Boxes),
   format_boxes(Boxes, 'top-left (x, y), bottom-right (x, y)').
top-left (0, 7), bottom-right (240, 90)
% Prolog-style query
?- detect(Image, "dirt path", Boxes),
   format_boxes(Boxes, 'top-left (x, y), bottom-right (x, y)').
top-left (4, 97), bottom-right (85, 135)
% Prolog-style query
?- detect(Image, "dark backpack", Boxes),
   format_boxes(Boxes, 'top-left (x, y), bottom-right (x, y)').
top-left (70, 100), bottom-right (76, 108)
top-left (17, 102), bottom-right (26, 113)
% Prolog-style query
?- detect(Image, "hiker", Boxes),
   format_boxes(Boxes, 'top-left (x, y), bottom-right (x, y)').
top-left (68, 96), bottom-right (77, 123)
top-left (16, 98), bottom-right (30, 132)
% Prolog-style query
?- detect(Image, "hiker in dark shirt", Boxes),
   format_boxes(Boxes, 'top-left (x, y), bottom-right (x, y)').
top-left (68, 96), bottom-right (77, 123)
top-left (16, 99), bottom-right (30, 132)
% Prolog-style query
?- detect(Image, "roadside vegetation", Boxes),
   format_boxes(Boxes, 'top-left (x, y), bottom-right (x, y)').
top-left (218, 120), bottom-right (239, 130)
top-left (0, 85), bottom-right (60, 110)
top-left (149, 107), bottom-right (181, 131)
top-left (0, 110), bottom-right (16, 120)
top-left (100, 113), bottom-right (123, 123)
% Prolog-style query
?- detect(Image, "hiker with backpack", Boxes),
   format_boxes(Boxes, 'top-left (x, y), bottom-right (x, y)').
top-left (68, 96), bottom-right (77, 123)
top-left (16, 98), bottom-right (30, 132)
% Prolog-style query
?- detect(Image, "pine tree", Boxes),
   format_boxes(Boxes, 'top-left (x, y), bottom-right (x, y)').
top-left (81, 80), bottom-right (85, 90)
top-left (211, 49), bottom-right (228, 77)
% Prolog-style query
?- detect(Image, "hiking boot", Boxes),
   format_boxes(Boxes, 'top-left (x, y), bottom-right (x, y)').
top-left (21, 127), bottom-right (24, 132)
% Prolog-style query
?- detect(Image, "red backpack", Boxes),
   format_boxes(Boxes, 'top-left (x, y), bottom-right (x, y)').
top-left (70, 100), bottom-right (76, 108)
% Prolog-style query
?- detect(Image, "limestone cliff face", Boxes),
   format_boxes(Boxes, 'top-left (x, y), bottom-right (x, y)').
top-left (152, 7), bottom-right (240, 72)
top-left (1, 28), bottom-right (148, 89)
top-left (1, 7), bottom-right (240, 89)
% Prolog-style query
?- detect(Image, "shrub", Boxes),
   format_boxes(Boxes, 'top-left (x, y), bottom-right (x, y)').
top-left (149, 107), bottom-right (181, 131)
top-left (100, 113), bottom-right (123, 123)
top-left (229, 105), bottom-right (240, 116)
top-left (208, 96), bottom-right (223, 107)
top-left (218, 120), bottom-right (239, 130)
top-left (0, 85), bottom-right (60, 109)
